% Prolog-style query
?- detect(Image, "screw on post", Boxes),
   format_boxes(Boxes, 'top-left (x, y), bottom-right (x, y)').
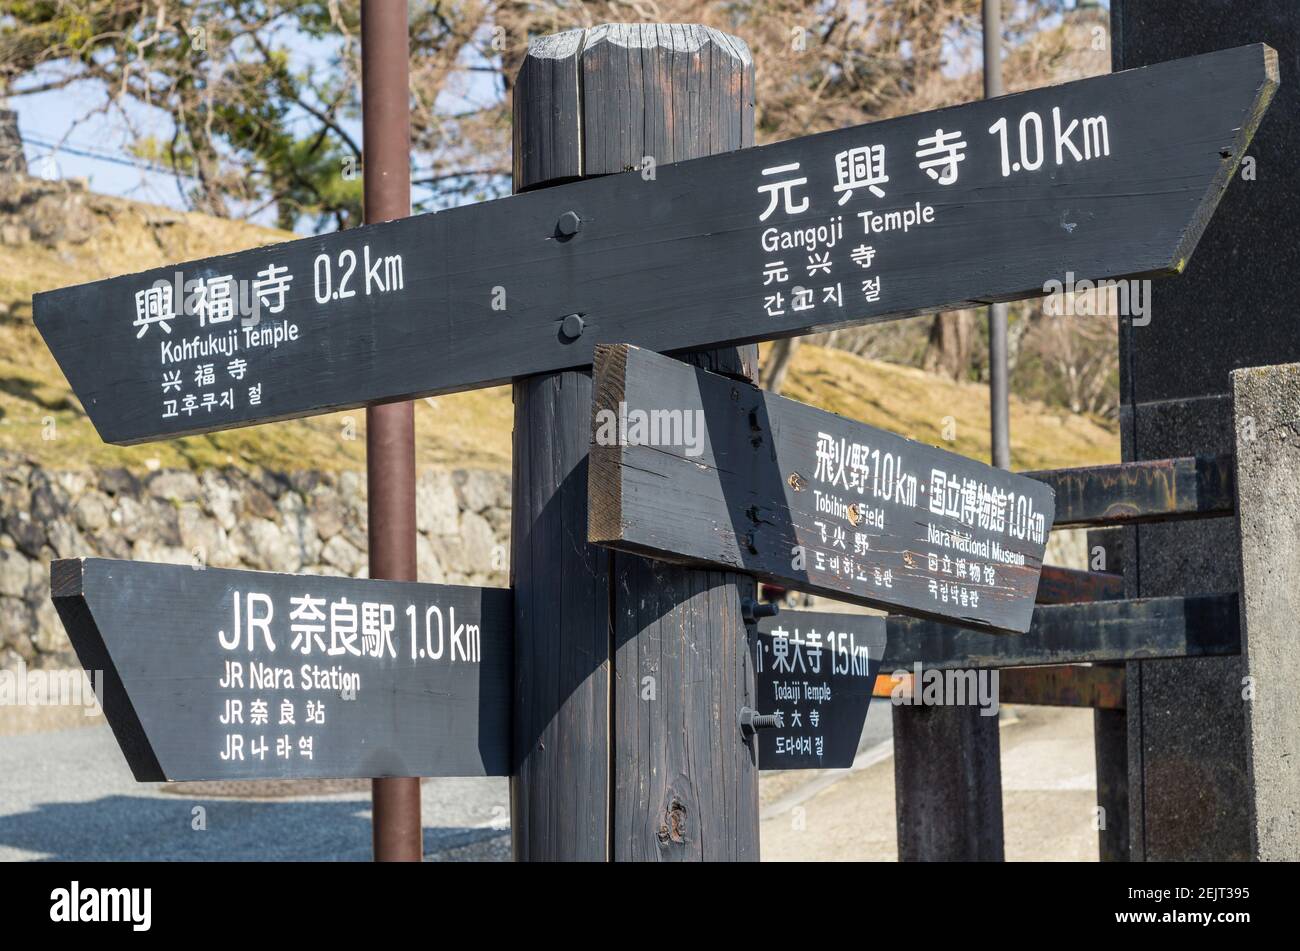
top-left (739, 706), bottom-right (783, 738)
top-left (742, 598), bottom-right (779, 624)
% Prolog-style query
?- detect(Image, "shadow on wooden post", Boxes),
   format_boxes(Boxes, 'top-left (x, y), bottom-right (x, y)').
top-left (510, 24), bottom-right (760, 862)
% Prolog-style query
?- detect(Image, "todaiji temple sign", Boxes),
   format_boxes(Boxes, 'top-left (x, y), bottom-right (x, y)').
top-left (753, 612), bottom-right (887, 770)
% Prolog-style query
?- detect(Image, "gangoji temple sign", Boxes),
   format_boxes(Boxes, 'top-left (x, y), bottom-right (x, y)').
top-left (34, 45), bottom-right (1274, 445)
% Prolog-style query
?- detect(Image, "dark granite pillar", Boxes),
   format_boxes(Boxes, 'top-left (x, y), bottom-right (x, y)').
top-left (1111, 0), bottom-right (1298, 860)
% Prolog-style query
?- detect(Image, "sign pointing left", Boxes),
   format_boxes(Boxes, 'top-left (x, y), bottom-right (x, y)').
top-left (51, 558), bottom-right (512, 782)
top-left (753, 613), bottom-right (886, 770)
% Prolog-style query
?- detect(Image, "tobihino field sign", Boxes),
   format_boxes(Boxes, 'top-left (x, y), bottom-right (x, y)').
top-left (589, 345), bottom-right (1056, 633)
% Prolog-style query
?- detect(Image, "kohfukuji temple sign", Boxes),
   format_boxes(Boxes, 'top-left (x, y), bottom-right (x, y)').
top-left (33, 44), bottom-right (1275, 445)
top-left (753, 613), bottom-right (887, 770)
top-left (589, 345), bottom-right (1055, 634)
top-left (52, 559), bottom-right (512, 782)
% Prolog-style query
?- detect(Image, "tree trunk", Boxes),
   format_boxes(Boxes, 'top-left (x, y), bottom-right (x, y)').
top-left (762, 338), bottom-right (801, 394)
top-left (922, 310), bottom-right (975, 379)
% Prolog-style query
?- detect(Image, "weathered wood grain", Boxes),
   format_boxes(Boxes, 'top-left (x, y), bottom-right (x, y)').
top-left (510, 24), bottom-right (760, 863)
top-left (590, 343), bottom-right (1056, 633)
top-left (50, 558), bottom-right (512, 782)
top-left (1026, 455), bottom-right (1234, 526)
top-left (998, 665), bottom-right (1127, 710)
top-left (1036, 565), bottom-right (1124, 604)
top-left (879, 594), bottom-right (1239, 670)
top-left (35, 44), bottom-right (1277, 445)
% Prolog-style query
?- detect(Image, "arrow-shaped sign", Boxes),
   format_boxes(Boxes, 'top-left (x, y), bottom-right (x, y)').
top-left (752, 613), bottom-right (886, 770)
top-left (52, 558), bottom-right (512, 782)
top-left (589, 345), bottom-right (1056, 633)
top-left (56, 557), bottom-right (895, 780)
top-left (35, 45), bottom-right (1276, 445)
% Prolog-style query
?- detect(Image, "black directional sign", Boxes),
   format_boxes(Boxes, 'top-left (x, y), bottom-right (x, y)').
top-left (753, 613), bottom-right (886, 770)
top-left (34, 45), bottom-right (1275, 445)
top-left (589, 345), bottom-right (1056, 634)
top-left (51, 558), bottom-right (511, 782)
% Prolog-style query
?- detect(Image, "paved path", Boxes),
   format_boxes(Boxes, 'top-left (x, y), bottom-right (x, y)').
top-left (0, 723), bottom-right (509, 861)
top-left (759, 704), bottom-right (1101, 861)
top-left (0, 697), bottom-right (896, 861)
top-left (0, 702), bottom-right (1095, 861)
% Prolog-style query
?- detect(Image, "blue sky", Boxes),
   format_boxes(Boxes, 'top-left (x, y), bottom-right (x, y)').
top-left (8, 1), bottom-right (1103, 232)
top-left (8, 16), bottom-right (501, 232)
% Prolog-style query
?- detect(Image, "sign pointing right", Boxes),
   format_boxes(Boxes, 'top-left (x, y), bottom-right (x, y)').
top-left (589, 345), bottom-right (1056, 634)
top-left (34, 44), bottom-right (1278, 445)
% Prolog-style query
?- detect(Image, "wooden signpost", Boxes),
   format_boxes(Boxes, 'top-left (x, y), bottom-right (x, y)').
top-left (29, 17), bottom-right (1280, 862)
top-left (753, 613), bottom-right (886, 770)
top-left (589, 344), bottom-right (1056, 634)
top-left (32, 44), bottom-right (1275, 446)
top-left (51, 558), bottom-right (511, 782)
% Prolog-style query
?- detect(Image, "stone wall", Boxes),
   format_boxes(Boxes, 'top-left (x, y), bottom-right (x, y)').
top-left (0, 454), bottom-right (510, 669)
top-left (1, 449), bottom-right (1091, 669)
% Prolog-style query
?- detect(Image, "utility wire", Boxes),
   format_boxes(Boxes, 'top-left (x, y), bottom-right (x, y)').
top-left (24, 134), bottom-right (196, 179)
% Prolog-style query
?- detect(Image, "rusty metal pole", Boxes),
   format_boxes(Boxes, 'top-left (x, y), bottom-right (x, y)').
top-left (361, 0), bottom-right (421, 863)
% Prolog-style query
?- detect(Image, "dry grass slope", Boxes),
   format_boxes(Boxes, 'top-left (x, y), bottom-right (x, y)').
top-left (0, 176), bottom-right (1117, 474)
top-left (766, 342), bottom-right (1118, 470)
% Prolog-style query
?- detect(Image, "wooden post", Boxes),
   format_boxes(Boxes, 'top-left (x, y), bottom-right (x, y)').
top-left (891, 703), bottom-right (1004, 861)
top-left (1093, 702), bottom-right (1129, 861)
top-left (510, 24), bottom-right (760, 861)
top-left (1232, 362), bottom-right (1300, 860)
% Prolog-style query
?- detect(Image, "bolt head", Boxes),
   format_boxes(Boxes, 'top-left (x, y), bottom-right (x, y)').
top-left (557, 211), bottom-right (581, 236)
top-left (560, 313), bottom-right (585, 340)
